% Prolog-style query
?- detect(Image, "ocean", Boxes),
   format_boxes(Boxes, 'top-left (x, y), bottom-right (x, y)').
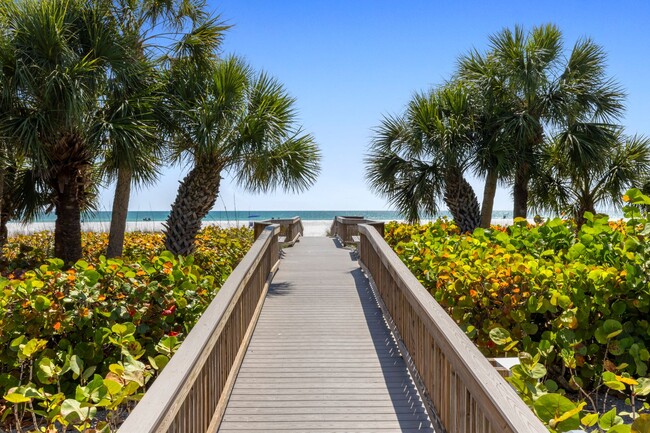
top-left (30, 210), bottom-right (516, 223)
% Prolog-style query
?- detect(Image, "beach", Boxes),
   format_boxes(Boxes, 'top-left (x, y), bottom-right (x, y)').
top-left (7, 218), bottom-right (518, 238)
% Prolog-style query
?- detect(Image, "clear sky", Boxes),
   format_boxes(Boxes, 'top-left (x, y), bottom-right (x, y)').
top-left (98, 0), bottom-right (650, 213)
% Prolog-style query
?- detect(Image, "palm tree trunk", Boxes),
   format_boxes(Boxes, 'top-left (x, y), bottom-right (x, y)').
top-left (574, 194), bottom-right (595, 229)
top-left (54, 177), bottom-right (83, 264)
top-left (107, 168), bottom-right (132, 258)
top-left (444, 167), bottom-right (481, 233)
top-left (480, 168), bottom-right (498, 228)
top-left (513, 162), bottom-right (530, 219)
top-left (164, 158), bottom-right (223, 255)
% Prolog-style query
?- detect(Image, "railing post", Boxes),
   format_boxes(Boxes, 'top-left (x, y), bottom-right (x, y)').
top-left (331, 216), bottom-right (383, 244)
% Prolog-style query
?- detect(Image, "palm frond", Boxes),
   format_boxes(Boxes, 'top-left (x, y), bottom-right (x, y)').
top-left (365, 150), bottom-right (443, 224)
top-left (234, 132), bottom-right (320, 194)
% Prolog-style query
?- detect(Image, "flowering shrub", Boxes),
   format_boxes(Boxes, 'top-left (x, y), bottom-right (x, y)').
top-left (385, 190), bottom-right (650, 432)
top-left (0, 226), bottom-right (253, 432)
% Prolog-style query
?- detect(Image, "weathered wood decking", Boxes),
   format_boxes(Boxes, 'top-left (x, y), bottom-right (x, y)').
top-left (218, 237), bottom-right (434, 432)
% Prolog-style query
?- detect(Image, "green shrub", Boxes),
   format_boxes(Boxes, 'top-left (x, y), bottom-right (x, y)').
top-left (0, 226), bottom-right (253, 432)
top-left (385, 189), bottom-right (650, 431)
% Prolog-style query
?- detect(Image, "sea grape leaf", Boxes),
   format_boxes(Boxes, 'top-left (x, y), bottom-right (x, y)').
top-left (534, 393), bottom-right (580, 431)
top-left (4, 392), bottom-right (31, 404)
top-left (69, 355), bottom-right (84, 378)
top-left (604, 381), bottom-right (626, 391)
top-left (603, 320), bottom-right (623, 339)
top-left (489, 327), bottom-right (511, 345)
top-left (608, 425), bottom-right (631, 433)
top-left (632, 414), bottom-right (650, 433)
top-left (34, 295), bottom-right (51, 312)
top-left (581, 413), bottom-right (598, 427)
top-left (61, 398), bottom-right (96, 423)
top-left (634, 378), bottom-right (650, 396)
top-left (20, 339), bottom-right (46, 359)
top-left (599, 408), bottom-right (623, 430)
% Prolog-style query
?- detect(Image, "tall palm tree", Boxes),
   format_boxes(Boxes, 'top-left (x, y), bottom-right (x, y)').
top-left (103, 0), bottom-right (227, 258)
top-left (101, 63), bottom-right (162, 258)
top-left (456, 55), bottom-right (517, 228)
top-left (530, 130), bottom-right (650, 226)
top-left (459, 24), bottom-right (625, 219)
top-left (366, 84), bottom-right (482, 233)
top-left (162, 56), bottom-right (321, 255)
top-left (0, 0), bottom-right (138, 263)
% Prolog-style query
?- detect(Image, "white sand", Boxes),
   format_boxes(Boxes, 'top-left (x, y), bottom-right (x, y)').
top-left (7, 220), bottom-right (336, 237)
top-left (7, 217), bottom-right (522, 238)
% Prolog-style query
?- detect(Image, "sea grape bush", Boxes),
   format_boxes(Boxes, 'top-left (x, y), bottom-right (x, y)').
top-left (385, 189), bottom-right (650, 432)
top-left (0, 226), bottom-right (253, 432)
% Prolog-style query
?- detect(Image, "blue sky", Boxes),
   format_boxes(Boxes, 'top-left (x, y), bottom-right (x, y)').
top-left (99, 0), bottom-right (650, 213)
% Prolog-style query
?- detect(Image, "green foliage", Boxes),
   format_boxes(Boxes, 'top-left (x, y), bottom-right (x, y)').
top-left (386, 189), bottom-right (650, 431)
top-left (0, 226), bottom-right (252, 431)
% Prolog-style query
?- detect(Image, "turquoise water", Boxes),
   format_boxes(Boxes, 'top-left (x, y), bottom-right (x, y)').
top-left (31, 210), bottom-right (516, 223)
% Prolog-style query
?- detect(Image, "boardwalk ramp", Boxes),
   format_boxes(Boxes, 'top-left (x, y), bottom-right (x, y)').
top-left (218, 236), bottom-right (434, 432)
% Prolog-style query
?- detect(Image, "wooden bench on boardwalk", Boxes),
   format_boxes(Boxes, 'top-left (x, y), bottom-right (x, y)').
top-left (118, 218), bottom-right (547, 433)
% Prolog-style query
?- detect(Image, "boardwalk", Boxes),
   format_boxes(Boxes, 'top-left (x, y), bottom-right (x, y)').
top-left (218, 237), bottom-right (434, 433)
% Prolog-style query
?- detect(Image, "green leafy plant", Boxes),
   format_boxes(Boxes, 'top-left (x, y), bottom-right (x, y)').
top-left (0, 226), bottom-right (253, 432)
top-left (386, 189), bottom-right (650, 431)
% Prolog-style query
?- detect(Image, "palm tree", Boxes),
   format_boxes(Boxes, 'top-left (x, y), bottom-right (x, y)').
top-left (0, 0), bottom-right (138, 263)
top-left (0, 153), bottom-right (50, 250)
top-left (162, 56), bottom-right (321, 255)
top-left (530, 130), bottom-right (650, 226)
top-left (101, 64), bottom-right (162, 258)
top-left (366, 84), bottom-right (482, 233)
top-left (459, 24), bottom-right (625, 219)
top-left (456, 55), bottom-right (517, 228)
top-left (103, 0), bottom-right (228, 258)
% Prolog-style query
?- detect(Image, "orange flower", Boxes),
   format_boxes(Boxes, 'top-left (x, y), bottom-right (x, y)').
top-left (53, 322), bottom-right (61, 331)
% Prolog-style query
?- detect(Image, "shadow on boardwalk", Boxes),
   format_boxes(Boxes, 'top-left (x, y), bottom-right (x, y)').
top-left (218, 236), bottom-right (433, 432)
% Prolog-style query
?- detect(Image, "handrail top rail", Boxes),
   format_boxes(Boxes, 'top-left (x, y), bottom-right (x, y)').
top-left (257, 216), bottom-right (301, 224)
top-left (358, 224), bottom-right (547, 433)
top-left (118, 224), bottom-right (280, 432)
top-left (335, 215), bottom-right (370, 224)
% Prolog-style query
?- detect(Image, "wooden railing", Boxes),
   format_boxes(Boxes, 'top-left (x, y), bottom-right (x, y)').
top-left (253, 216), bottom-right (303, 246)
top-left (357, 224), bottom-right (547, 433)
top-left (330, 216), bottom-right (385, 243)
top-left (118, 225), bottom-right (281, 433)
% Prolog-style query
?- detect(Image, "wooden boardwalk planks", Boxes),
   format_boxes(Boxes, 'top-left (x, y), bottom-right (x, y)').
top-left (217, 237), bottom-right (434, 433)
